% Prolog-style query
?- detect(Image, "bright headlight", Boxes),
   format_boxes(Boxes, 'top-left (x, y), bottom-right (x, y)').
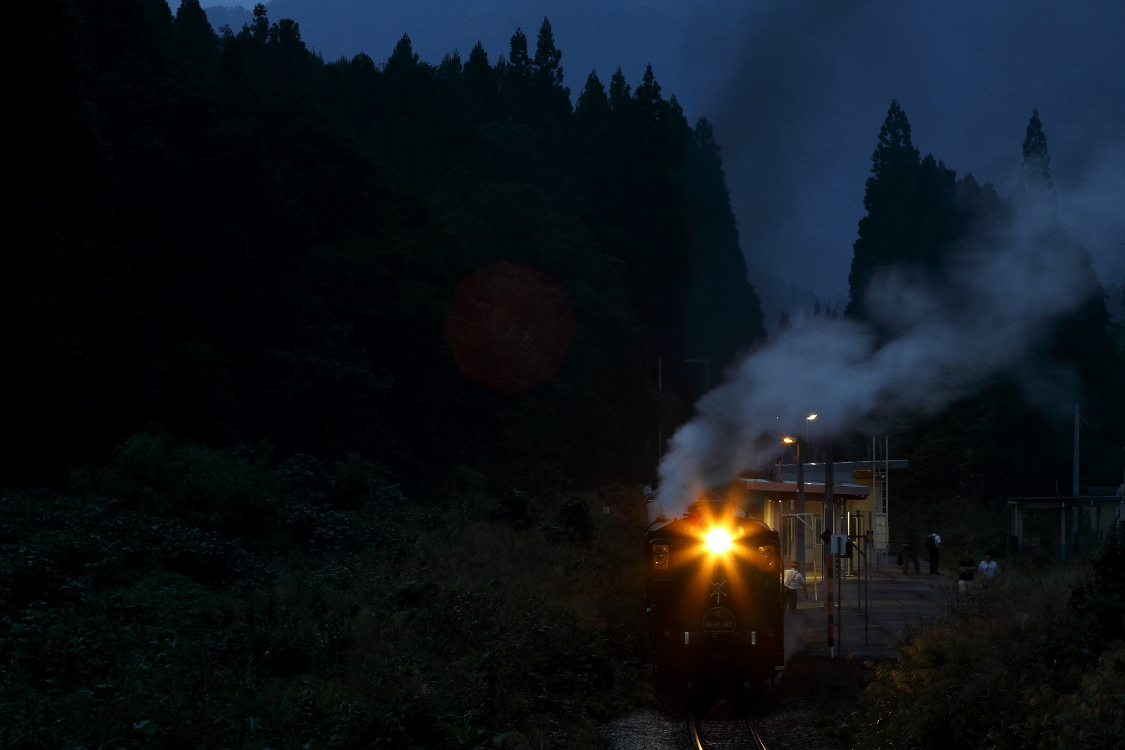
top-left (705, 528), bottom-right (732, 554)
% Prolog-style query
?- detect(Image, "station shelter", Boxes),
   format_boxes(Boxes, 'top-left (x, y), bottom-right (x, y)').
top-left (1008, 486), bottom-right (1125, 562)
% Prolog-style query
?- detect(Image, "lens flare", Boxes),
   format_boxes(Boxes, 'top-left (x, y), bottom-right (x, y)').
top-left (705, 528), bottom-right (732, 554)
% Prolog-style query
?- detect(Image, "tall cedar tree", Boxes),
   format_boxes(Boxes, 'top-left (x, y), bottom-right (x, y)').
top-left (682, 118), bottom-right (766, 375)
top-left (846, 101), bottom-right (963, 318)
top-left (173, 0), bottom-right (219, 75)
top-left (1019, 107), bottom-right (1052, 189)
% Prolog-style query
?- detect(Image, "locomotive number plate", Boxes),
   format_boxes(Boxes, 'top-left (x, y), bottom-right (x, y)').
top-left (702, 607), bottom-right (736, 632)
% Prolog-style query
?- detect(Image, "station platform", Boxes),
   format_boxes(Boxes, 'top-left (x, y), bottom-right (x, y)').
top-left (787, 567), bottom-right (951, 660)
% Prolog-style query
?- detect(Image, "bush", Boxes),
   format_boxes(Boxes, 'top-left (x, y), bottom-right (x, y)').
top-left (1070, 525), bottom-right (1125, 641)
top-left (490, 489), bottom-right (533, 530)
top-left (558, 498), bottom-right (594, 544)
top-left (846, 551), bottom-right (1125, 750)
top-left (0, 492), bottom-right (272, 607)
top-left (73, 431), bottom-right (278, 540)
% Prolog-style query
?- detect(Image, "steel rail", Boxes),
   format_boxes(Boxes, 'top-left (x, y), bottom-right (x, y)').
top-left (743, 716), bottom-right (770, 750)
top-left (686, 710), bottom-right (705, 750)
top-left (685, 710), bottom-right (771, 750)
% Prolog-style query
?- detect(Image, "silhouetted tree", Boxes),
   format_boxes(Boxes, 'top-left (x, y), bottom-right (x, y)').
top-left (216, 32), bottom-right (247, 85)
top-left (608, 67), bottom-right (631, 112)
top-left (173, 0), bottom-right (219, 75)
top-left (1019, 108), bottom-right (1052, 189)
top-left (575, 71), bottom-right (610, 124)
top-left (463, 41), bottom-right (497, 113)
top-left (682, 117), bottom-right (765, 372)
top-left (846, 101), bottom-right (961, 318)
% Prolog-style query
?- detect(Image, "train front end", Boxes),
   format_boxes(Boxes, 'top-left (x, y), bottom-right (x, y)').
top-left (645, 501), bottom-right (784, 684)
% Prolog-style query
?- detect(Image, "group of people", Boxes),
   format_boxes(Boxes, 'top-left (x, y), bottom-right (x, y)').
top-left (780, 532), bottom-right (1001, 616)
top-left (900, 532), bottom-right (999, 591)
top-left (956, 549), bottom-right (998, 592)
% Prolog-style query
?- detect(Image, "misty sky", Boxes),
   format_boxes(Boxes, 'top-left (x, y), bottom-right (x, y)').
top-left (192, 0), bottom-right (1125, 309)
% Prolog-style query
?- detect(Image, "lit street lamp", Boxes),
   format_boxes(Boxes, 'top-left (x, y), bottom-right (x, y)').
top-left (783, 436), bottom-right (805, 568)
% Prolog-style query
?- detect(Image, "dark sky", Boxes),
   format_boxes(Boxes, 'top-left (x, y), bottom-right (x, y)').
top-left (193, 1), bottom-right (1125, 312)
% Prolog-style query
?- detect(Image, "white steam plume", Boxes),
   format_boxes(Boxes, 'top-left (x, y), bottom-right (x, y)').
top-left (655, 203), bottom-right (1101, 513)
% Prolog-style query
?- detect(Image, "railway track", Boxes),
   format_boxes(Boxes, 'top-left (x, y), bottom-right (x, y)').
top-left (686, 710), bottom-right (770, 750)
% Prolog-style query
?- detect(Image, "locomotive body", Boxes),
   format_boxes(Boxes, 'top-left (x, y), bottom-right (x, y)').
top-left (645, 499), bottom-right (784, 683)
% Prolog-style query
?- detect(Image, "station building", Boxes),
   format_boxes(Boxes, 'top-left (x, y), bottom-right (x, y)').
top-left (735, 458), bottom-right (909, 573)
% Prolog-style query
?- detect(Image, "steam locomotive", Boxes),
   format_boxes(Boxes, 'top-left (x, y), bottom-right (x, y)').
top-left (644, 496), bottom-right (785, 687)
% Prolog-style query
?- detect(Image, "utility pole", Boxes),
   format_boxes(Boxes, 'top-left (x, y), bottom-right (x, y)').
top-left (1073, 404), bottom-right (1080, 547)
top-left (656, 359), bottom-right (663, 459)
top-left (824, 444), bottom-right (835, 658)
top-left (796, 440), bottom-right (805, 569)
top-left (1073, 403), bottom-right (1080, 497)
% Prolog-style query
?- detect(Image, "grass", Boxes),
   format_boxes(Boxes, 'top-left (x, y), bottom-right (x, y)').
top-left (1, 472), bottom-right (654, 749)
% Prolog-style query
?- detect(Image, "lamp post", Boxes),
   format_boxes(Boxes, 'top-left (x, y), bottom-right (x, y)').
top-left (784, 436), bottom-right (804, 568)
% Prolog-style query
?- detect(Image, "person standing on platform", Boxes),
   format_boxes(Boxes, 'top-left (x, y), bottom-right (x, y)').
top-left (926, 532), bottom-right (942, 574)
top-left (783, 562), bottom-right (808, 615)
top-left (901, 540), bottom-right (920, 574)
top-left (957, 549), bottom-right (976, 593)
top-left (977, 552), bottom-right (998, 586)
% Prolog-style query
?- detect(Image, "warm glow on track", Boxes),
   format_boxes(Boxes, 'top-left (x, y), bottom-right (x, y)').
top-left (705, 528), bottom-right (732, 554)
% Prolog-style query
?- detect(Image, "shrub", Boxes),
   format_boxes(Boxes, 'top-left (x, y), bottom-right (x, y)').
top-left (73, 431), bottom-right (278, 539)
top-left (490, 489), bottom-right (533, 529)
top-left (558, 497), bottom-right (594, 544)
top-left (847, 553), bottom-right (1125, 750)
top-left (1070, 525), bottom-right (1125, 641)
top-left (0, 492), bottom-right (272, 610)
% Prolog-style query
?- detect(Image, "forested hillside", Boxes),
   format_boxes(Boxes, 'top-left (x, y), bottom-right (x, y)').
top-left (6, 0), bottom-right (765, 492)
top-left (3, 2), bottom-right (768, 746)
top-left (845, 101), bottom-right (1125, 536)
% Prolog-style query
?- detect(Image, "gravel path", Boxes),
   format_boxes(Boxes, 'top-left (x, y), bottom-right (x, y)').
top-left (604, 699), bottom-right (844, 750)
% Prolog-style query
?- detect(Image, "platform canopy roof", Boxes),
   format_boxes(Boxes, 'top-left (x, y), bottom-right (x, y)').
top-left (775, 460), bottom-right (909, 471)
top-left (739, 478), bottom-right (870, 497)
top-left (1007, 494), bottom-right (1125, 510)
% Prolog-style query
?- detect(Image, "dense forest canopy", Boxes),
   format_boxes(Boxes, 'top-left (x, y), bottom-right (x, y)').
top-left (6, 0), bottom-right (765, 491)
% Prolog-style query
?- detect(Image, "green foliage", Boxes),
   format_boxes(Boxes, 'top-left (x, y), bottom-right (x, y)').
top-left (1070, 526), bottom-right (1125, 641)
top-left (490, 489), bottom-right (533, 530)
top-left (0, 491), bottom-right (272, 610)
top-left (75, 431), bottom-right (278, 539)
top-left (0, 486), bottom-right (649, 748)
top-left (846, 559), bottom-right (1125, 750)
top-left (557, 498), bottom-right (595, 544)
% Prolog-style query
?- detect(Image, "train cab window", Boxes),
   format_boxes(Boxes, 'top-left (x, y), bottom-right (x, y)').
top-left (652, 543), bottom-right (670, 569)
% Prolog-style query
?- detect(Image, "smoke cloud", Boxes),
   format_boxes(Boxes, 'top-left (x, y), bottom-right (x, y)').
top-left (654, 200), bottom-right (1100, 513)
